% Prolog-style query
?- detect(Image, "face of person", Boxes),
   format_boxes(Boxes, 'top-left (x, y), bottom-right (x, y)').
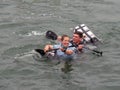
top-left (61, 37), bottom-right (70, 47)
top-left (72, 34), bottom-right (82, 44)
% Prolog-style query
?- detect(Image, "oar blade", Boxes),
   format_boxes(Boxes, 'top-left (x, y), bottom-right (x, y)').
top-left (46, 30), bottom-right (58, 40)
top-left (34, 49), bottom-right (45, 56)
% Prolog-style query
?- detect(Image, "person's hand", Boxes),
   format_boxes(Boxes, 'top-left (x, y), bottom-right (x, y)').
top-left (60, 48), bottom-right (65, 52)
top-left (60, 48), bottom-right (73, 55)
top-left (66, 50), bottom-right (73, 55)
top-left (44, 45), bottom-right (51, 52)
top-left (77, 45), bottom-right (84, 50)
top-left (44, 47), bottom-right (49, 52)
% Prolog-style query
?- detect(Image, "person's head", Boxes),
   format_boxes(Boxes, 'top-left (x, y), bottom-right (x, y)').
top-left (72, 31), bottom-right (83, 44)
top-left (61, 35), bottom-right (70, 47)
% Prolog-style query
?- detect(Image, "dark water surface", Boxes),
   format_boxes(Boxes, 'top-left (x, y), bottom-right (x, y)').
top-left (0, 0), bottom-right (120, 90)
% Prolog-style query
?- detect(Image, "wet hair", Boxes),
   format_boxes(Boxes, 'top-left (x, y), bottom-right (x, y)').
top-left (74, 31), bottom-right (83, 38)
top-left (61, 35), bottom-right (69, 41)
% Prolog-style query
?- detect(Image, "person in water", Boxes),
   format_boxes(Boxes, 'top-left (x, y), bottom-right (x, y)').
top-left (57, 31), bottom-right (84, 52)
top-left (44, 35), bottom-right (76, 60)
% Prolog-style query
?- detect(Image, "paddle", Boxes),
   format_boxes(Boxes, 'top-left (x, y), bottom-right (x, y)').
top-left (45, 30), bottom-right (103, 56)
top-left (34, 49), bottom-right (46, 56)
top-left (46, 30), bottom-right (58, 40)
top-left (83, 46), bottom-right (102, 56)
top-left (34, 48), bottom-right (58, 56)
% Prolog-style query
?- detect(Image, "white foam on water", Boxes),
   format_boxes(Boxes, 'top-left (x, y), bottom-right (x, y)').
top-left (14, 31), bottom-right (46, 37)
top-left (26, 31), bottom-right (46, 36)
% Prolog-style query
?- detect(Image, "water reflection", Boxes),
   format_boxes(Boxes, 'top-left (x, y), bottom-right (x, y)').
top-left (61, 60), bottom-right (73, 73)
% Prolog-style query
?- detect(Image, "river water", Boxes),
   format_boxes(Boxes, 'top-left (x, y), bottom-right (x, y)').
top-left (0, 0), bottom-right (120, 90)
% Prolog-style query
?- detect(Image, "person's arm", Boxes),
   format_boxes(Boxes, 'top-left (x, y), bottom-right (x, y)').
top-left (77, 44), bottom-right (84, 51)
top-left (70, 43), bottom-right (84, 50)
top-left (60, 47), bottom-right (74, 55)
top-left (65, 50), bottom-right (73, 55)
